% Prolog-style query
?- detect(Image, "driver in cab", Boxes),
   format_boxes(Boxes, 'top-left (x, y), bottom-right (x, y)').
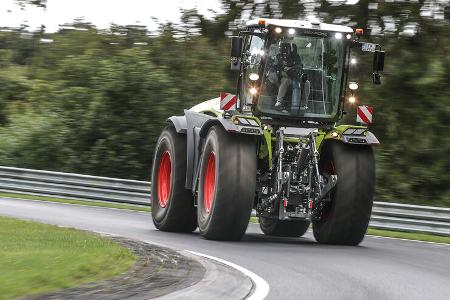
top-left (274, 42), bottom-right (303, 111)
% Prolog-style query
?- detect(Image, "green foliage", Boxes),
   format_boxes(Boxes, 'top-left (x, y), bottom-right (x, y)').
top-left (0, 216), bottom-right (135, 300)
top-left (0, 24), bottom-right (231, 179)
top-left (0, 0), bottom-right (449, 206)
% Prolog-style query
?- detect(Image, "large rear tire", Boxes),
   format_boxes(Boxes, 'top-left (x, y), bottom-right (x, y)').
top-left (259, 218), bottom-right (310, 237)
top-left (197, 125), bottom-right (256, 241)
top-left (151, 126), bottom-right (197, 232)
top-left (312, 141), bottom-right (375, 245)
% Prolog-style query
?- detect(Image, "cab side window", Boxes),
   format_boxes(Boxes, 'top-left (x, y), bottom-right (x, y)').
top-left (241, 35), bottom-right (264, 105)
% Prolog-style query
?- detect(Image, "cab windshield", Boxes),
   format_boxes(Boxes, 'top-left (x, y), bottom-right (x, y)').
top-left (254, 32), bottom-right (345, 119)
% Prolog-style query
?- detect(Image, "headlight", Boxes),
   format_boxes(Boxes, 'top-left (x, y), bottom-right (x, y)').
top-left (348, 82), bottom-right (359, 90)
top-left (249, 73), bottom-right (259, 81)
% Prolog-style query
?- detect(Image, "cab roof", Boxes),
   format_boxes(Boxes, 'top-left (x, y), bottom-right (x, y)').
top-left (246, 19), bottom-right (353, 34)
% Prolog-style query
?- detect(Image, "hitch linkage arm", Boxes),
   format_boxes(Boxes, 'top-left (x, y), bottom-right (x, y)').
top-left (318, 175), bottom-right (338, 200)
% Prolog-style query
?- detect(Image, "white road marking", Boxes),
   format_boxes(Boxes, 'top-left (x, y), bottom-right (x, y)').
top-left (186, 250), bottom-right (270, 300)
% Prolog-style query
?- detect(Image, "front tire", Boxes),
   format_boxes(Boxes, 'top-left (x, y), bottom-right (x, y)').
top-left (259, 218), bottom-right (310, 237)
top-left (151, 126), bottom-right (197, 232)
top-left (312, 141), bottom-right (375, 245)
top-left (197, 125), bottom-right (256, 241)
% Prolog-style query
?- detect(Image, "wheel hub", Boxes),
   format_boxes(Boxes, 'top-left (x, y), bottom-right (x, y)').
top-left (157, 151), bottom-right (171, 208)
top-left (203, 152), bottom-right (216, 213)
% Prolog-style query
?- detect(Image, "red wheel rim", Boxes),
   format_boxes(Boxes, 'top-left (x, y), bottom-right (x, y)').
top-left (157, 151), bottom-right (171, 208)
top-left (203, 152), bottom-right (216, 213)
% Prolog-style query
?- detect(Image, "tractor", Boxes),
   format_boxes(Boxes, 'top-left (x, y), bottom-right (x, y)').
top-left (151, 19), bottom-right (384, 245)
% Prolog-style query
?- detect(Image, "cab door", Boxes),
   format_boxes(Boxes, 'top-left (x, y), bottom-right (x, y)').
top-left (239, 34), bottom-right (265, 109)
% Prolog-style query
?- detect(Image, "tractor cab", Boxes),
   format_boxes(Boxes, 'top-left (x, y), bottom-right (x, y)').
top-left (231, 19), bottom-right (384, 125)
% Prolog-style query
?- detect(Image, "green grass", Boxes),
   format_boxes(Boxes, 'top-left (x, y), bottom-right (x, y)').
top-left (367, 228), bottom-right (450, 244)
top-left (0, 192), bottom-right (151, 212)
top-left (0, 216), bottom-right (136, 300)
top-left (250, 216), bottom-right (259, 224)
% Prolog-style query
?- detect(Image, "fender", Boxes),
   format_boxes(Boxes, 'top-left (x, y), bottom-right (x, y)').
top-left (170, 111), bottom-right (263, 190)
top-left (167, 115), bottom-right (187, 134)
top-left (185, 112), bottom-right (262, 191)
top-left (316, 125), bottom-right (380, 151)
top-left (199, 115), bottom-right (262, 138)
top-left (184, 111), bottom-right (213, 190)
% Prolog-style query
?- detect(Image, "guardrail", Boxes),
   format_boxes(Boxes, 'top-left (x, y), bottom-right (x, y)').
top-left (0, 166), bottom-right (449, 236)
top-left (0, 166), bottom-right (151, 206)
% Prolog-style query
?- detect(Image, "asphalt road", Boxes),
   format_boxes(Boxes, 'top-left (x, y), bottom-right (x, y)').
top-left (1, 197), bottom-right (450, 300)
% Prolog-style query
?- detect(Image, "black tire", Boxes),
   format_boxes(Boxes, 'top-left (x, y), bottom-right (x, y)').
top-left (197, 125), bottom-right (256, 241)
top-left (151, 126), bottom-right (197, 232)
top-left (259, 218), bottom-right (310, 237)
top-left (312, 141), bottom-right (375, 245)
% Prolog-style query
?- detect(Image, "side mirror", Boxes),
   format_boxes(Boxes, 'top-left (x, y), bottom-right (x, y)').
top-left (231, 36), bottom-right (243, 58)
top-left (230, 36), bottom-right (243, 71)
top-left (372, 50), bottom-right (384, 85)
top-left (373, 50), bottom-right (385, 72)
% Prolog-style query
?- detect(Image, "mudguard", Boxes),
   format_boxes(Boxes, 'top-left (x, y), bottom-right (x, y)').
top-left (316, 125), bottom-right (380, 150)
top-left (184, 111), bottom-right (212, 190)
top-left (172, 110), bottom-right (262, 191)
top-left (168, 116), bottom-right (188, 134)
top-left (199, 115), bottom-right (262, 138)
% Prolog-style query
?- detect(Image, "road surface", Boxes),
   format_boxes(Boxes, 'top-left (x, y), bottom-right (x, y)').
top-left (1, 197), bottom-right (449, 300)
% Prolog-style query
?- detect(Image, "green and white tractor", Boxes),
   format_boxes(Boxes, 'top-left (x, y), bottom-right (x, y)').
top-left (151, 19), bottom-right (385, 245)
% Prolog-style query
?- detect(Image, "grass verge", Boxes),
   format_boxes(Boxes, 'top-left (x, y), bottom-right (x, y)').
top-left (0, 192), bottom-right (151, 212)
top-left (0, 216), bottom-right (136, 300)
top-left (367, 228), bottom-right (450, 244)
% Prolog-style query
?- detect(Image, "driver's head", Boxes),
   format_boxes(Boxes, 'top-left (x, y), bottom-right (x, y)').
top-left (280, 42), bottom-right (291, 56)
